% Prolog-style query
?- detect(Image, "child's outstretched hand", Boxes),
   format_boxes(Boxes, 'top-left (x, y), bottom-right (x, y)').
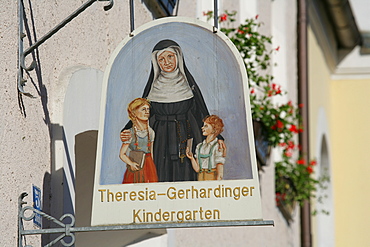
top-left (120, 130), bottom-right (132, 142)
top-left (129, 162), bottom-right (140, 171)
top-left (186, 147), bottom-right (194, 160)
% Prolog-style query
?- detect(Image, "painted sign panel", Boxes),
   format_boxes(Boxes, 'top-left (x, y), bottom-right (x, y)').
top-left (92, 17), bottom-right (263, 226)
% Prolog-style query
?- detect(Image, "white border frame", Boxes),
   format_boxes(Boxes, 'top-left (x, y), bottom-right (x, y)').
top-left (91, 17), bottom-right (262, 227)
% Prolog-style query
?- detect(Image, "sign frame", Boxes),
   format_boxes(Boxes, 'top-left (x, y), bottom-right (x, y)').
top-left (91, 17), bottom-right (265, 227)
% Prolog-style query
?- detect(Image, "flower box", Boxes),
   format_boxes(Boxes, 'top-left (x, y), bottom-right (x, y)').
top-left (253, 120), bottom-right (271, 169)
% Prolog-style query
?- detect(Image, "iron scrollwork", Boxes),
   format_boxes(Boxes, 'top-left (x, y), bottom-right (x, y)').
top-left (18, 0), bottom-right (114, 97)
top-left (18, 193), bottom-right (76, 247)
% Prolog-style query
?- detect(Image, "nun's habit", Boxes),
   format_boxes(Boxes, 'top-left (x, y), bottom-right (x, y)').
top-left (123, 39), bottom-right (221, 182)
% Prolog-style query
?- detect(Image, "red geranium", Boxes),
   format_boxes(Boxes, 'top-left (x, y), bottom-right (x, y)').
top-left (306, 166), bottom-right (313, 174)
top-left (276, 120), bottom-right (284, 129)
top-left (310, 160), bottom-right (317, 166)
top-left (289, 124), bottom-right (298, 133)
top-left (220, 13), bottom-right (227, 22)
top-left (296, 159), bottom-right (305, 165)
top-left (287, 141), bottom-right (295, 149)
top-left (284, 150), bottom-right (293, 157)
top-left (237, 29), bottom-right (245, 34)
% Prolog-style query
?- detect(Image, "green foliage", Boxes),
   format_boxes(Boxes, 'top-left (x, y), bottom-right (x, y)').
top-left (217, 12), bottom-right (302, 148)
top-left (208, 11), bottom-right (327, 208)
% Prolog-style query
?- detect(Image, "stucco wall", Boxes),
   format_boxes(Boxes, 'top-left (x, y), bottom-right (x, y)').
top-left (0, 1), bottom-right (152, 246)
top-left (1, 1), bottom-right (51, 246)
top-left (309, 24), bottom-right (370, 246)
top-left (330, 79), bottom-right (370, 247)
top-left (308, 27), bottom-right (336, 247)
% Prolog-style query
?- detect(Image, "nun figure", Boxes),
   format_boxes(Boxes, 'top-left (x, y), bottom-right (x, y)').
top-left (121, 39), bottom-right (226, 182)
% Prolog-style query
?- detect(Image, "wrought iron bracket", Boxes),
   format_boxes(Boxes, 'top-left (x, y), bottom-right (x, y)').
top-left (213, 0), bottom-right (218, 33)
top-left (18, 0), bottom-right (114, 97)
top-left (130, 0), bottom-right (135, 36)
top-left (18, 192), bottom-right (274, 247)
top-left (18, 192), bottom-right (77, 247)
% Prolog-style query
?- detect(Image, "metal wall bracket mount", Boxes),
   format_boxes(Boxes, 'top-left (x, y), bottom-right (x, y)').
top-left (18, 192), bottom-right (274, 247)
top-left (18, 0), bottom-right (114, 97)
top-left (213, 0), bottom-right (218, 33)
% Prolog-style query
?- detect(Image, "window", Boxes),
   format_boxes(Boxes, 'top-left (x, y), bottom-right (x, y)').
top-left (158, 0), bottom-right (177, 16)
top-left (143, 0), bottom-right (178, 18)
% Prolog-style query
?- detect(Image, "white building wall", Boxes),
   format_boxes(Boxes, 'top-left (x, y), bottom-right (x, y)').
top-left (1, 1), bottom-right (152, 246)
top-left (167, 0), bottom-right (300, 246)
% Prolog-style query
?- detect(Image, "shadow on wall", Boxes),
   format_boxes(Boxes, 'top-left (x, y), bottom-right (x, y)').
top-left (74, 130), bottom-right (166, 246)
top-left (75, 130), bottom-right (97, 228)
top-left (41, 172), bottom-right (51, 246)
top-left (19, 0), bottom-right (51, 129)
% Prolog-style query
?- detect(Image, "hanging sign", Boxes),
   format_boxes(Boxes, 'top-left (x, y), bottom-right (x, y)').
top-left (91, 17), bottom-right (263, 227)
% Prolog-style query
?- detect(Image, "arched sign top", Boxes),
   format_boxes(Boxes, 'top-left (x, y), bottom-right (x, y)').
top-left (107, 17), bottom-right (249, 86)
top-left (92, 17), bottom-right (262, 227)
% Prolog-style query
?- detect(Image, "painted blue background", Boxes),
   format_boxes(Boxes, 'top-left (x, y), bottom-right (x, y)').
top-left (100, 21), bottom-right (253, 184)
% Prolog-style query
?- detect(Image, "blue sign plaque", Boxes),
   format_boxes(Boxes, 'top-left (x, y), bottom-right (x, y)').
top-left (32, 185), bottom-right (42, 228)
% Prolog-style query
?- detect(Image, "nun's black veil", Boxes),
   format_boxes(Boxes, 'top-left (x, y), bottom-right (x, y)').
top-left (122, 39), bottom-right (222, 182)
